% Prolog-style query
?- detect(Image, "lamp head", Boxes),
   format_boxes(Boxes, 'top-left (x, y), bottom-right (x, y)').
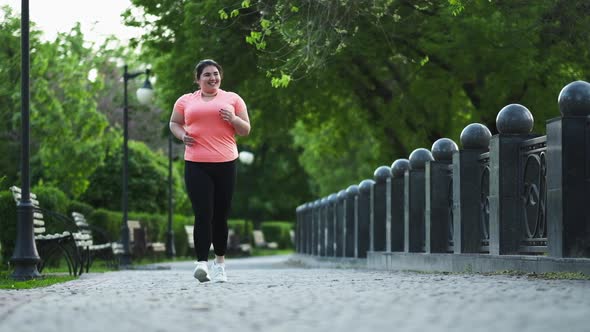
top-left (136, 78), bottom-right (154, 105)
top-left (238, 151), bottom-right (254, 165)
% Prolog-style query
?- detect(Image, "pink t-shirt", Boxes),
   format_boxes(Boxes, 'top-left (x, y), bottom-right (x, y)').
top-left (173, 89), bottom-right (247, 162)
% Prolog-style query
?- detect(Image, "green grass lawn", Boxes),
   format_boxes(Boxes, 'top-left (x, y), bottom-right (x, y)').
top-left (0, 271), bottom-right (76, 290)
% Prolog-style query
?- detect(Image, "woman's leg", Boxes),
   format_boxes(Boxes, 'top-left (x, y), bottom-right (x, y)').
top-left (184, 161), bottom-right (215, 262)
top-left (210, 160), bottom-right (237, 261)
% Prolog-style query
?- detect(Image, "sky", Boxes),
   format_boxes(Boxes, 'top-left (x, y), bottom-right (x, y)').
top-left (0, 0), bottom-right (144, 45)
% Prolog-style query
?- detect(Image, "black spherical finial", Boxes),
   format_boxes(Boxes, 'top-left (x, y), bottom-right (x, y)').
top-left (496, 104), bottom-right (534, 134)
top-left (373, 166), bottom-right (392, 183)
top-left (346, 184), bottom-right (359, 197)
top-left (358, 179), bottom-right (375, 194)
top-left (328, 193), bottom-right (338, 204)
top-left (558, 80), bottom-right (590, 117)
top-left (409, 148), bottom-right (434, 170)
top-left (390, 159), bottom-right (410, 178)
top-left (431, 138), bottom-right (459, 161)
top-left (460, 123), bottom-right (492, 149)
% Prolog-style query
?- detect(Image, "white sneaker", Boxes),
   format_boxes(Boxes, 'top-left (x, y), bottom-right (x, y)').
top-left (211, 262), bottom-right (228, 283)
top-left (193, 261), bottom-right (211, 282)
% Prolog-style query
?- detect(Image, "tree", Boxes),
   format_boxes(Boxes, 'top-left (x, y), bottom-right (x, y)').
top-left (230, 0), bottom-right (590, 194)
top-left (81, 139), bottom-right (187, 214)
top-left (0, 7), bottom-right (117, 198)
top-left (124, 0), bottom-right (314, 220)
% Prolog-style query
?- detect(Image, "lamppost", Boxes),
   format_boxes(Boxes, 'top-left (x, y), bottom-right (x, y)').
top-left (10, 0), bottom-right (41, 280)
top-left (166, 131), bottom-right (176, 258)
top-left (120, 65), bottom-right (154, 266)
top-left (238, 150), bottom-right (255, 242)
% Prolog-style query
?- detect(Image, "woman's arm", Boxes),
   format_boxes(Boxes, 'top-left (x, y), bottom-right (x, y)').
top-left (220, 108), bottom-right (251, 136)
top-left (169, 110), bottom-right (195, 146)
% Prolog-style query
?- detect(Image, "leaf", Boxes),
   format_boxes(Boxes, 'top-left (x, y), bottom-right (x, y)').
top-left (218, 9), bottom-right (229, 20)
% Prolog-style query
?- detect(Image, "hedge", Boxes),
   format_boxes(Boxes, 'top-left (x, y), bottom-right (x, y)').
top-left (261, 221), bottom-right (294, 249)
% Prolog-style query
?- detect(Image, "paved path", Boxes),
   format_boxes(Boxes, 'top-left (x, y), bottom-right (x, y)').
top-left (1, 255), bottom-right (589, 332)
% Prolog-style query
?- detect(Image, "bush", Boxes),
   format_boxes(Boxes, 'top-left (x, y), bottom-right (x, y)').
top-left (87, 208), bottom-right (121, 241)
top-left (32, 185), bottom-right (69, 214)
top-left (261, 221), bottom-right (294, 249)
top-left (0, 185), bottom-right (72, 261)
top-left (128, 212), bottom-right (166, 243)
top-left (67, 200), bottom-right (95, 218)
top-left (172, 214), bottom-right (194, 257)
top-left (228, 219), bottom-right (254, 244)
top-left (0, 190), bottom-right (16, 262)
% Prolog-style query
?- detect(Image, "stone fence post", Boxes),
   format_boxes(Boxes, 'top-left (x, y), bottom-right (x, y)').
top-left (335, 190), bottom-right (347, 257)
top-left (312, 199), bottom-right (320, 256)
top-left (547, 81), bottom-right (590, 258)
top-left (425, 138), bottom-right (458, 253)
top-left (346, 184), bottom-right (359, 257)
top-left (373, 166), bottom-right (391, 252)
top-left (390, 159), bottom-right (409, 252)
top-left (301, 202), bottom-right (313, 255)
top-left (319, 197), bottom-right (328, 256)
top-left (358, 179), bottom-right (374, 257)
top-left (489, 104), bottom-right (537, 255)
top-left (326, 193), bottom-right (337, 257)
top-left (345, 185), bottom-right (359, 257)
top-left (453, 123), bottom-right (492, 253)
top-left (295, 204), bottom-right (303, 253)
top-left (404, 148), bottom-right (433, 252)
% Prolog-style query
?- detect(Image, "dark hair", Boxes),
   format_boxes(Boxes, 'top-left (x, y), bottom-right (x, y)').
top-left (194, 59), bottom-right (223, 80)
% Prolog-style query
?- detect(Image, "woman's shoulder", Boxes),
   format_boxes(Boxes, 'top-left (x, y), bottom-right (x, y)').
top-left (219, 89), bottom-right (240, 98)
top-left (182, 91), bottom-right (200, 98)
top-left (176, 91), bottom-right (198, 102)
top-left (220, 89), bottom-right (245, 103)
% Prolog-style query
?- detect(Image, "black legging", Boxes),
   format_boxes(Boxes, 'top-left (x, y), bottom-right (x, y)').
top-left (184, 160), bottom-right (237, 261)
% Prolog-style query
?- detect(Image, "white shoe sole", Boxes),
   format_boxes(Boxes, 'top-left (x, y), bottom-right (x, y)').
top-left (194, 267), bottom-right (211, 282)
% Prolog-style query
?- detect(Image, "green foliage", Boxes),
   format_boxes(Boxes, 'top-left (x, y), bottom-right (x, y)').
top-left (0, 8), bottom-right (120, 199)
top-left (30, 26), bottom-right (115, 198)
top-left (82, 140), bottom-right (185, 214)
top-left (87, 208), bottom-right (122, 242)
top-left (32, 185), bottom-right (69, 215)
top-left (128, 212), bottom-right (166, 243)
top-left (67, 200), bottom-right (95, 218)
top-left (0, 190), bottom-right (16, 262)
top-left (261, 221), bottom-right (294, 249)
top-left (228, 219), bottom-right (254, 243)
top-left (125, 0), bottom-right (314, 220)
top-left (220, 0), bottom-right (590, 197)
top-left (172, 214), bottom-right (194, 257)
top-left (0, 185), bottom-right (71, 261)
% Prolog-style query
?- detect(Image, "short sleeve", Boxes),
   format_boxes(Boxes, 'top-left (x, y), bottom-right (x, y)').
top-left (173, 94), bottom-right (189, 116)
top-left (233, 93), bottom-right (247, 115)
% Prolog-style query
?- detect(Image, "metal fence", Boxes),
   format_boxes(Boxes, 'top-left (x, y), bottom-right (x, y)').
top-left (296, 80), bottom-right (590, 261)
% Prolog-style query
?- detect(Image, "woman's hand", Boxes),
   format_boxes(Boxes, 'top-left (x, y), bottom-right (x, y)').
top-left (219, 108), bottom-right (236, 124)
top-left (182, 133), bottom-right (196, 146)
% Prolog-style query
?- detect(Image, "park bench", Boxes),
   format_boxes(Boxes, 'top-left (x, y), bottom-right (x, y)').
top-left (127, 220), bottom-right (165, 258)
top-left (9, 186), bottom-right (83, 275)
top-left (252, 230), bottom-right (278, 249)
top-left (184, 225), bottom-right (251, 256)
top-left (71, 212), bottom-right (120, 272)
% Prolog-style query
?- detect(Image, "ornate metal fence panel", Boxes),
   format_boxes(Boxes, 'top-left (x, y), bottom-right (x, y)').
top-left (519, 136), bottom-right (548, 254)
top-left (478, 152), bottom-right (490, 253)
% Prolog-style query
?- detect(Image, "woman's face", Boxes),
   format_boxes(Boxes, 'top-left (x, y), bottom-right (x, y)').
top-left (197, 65), bottom-right (222, 92)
